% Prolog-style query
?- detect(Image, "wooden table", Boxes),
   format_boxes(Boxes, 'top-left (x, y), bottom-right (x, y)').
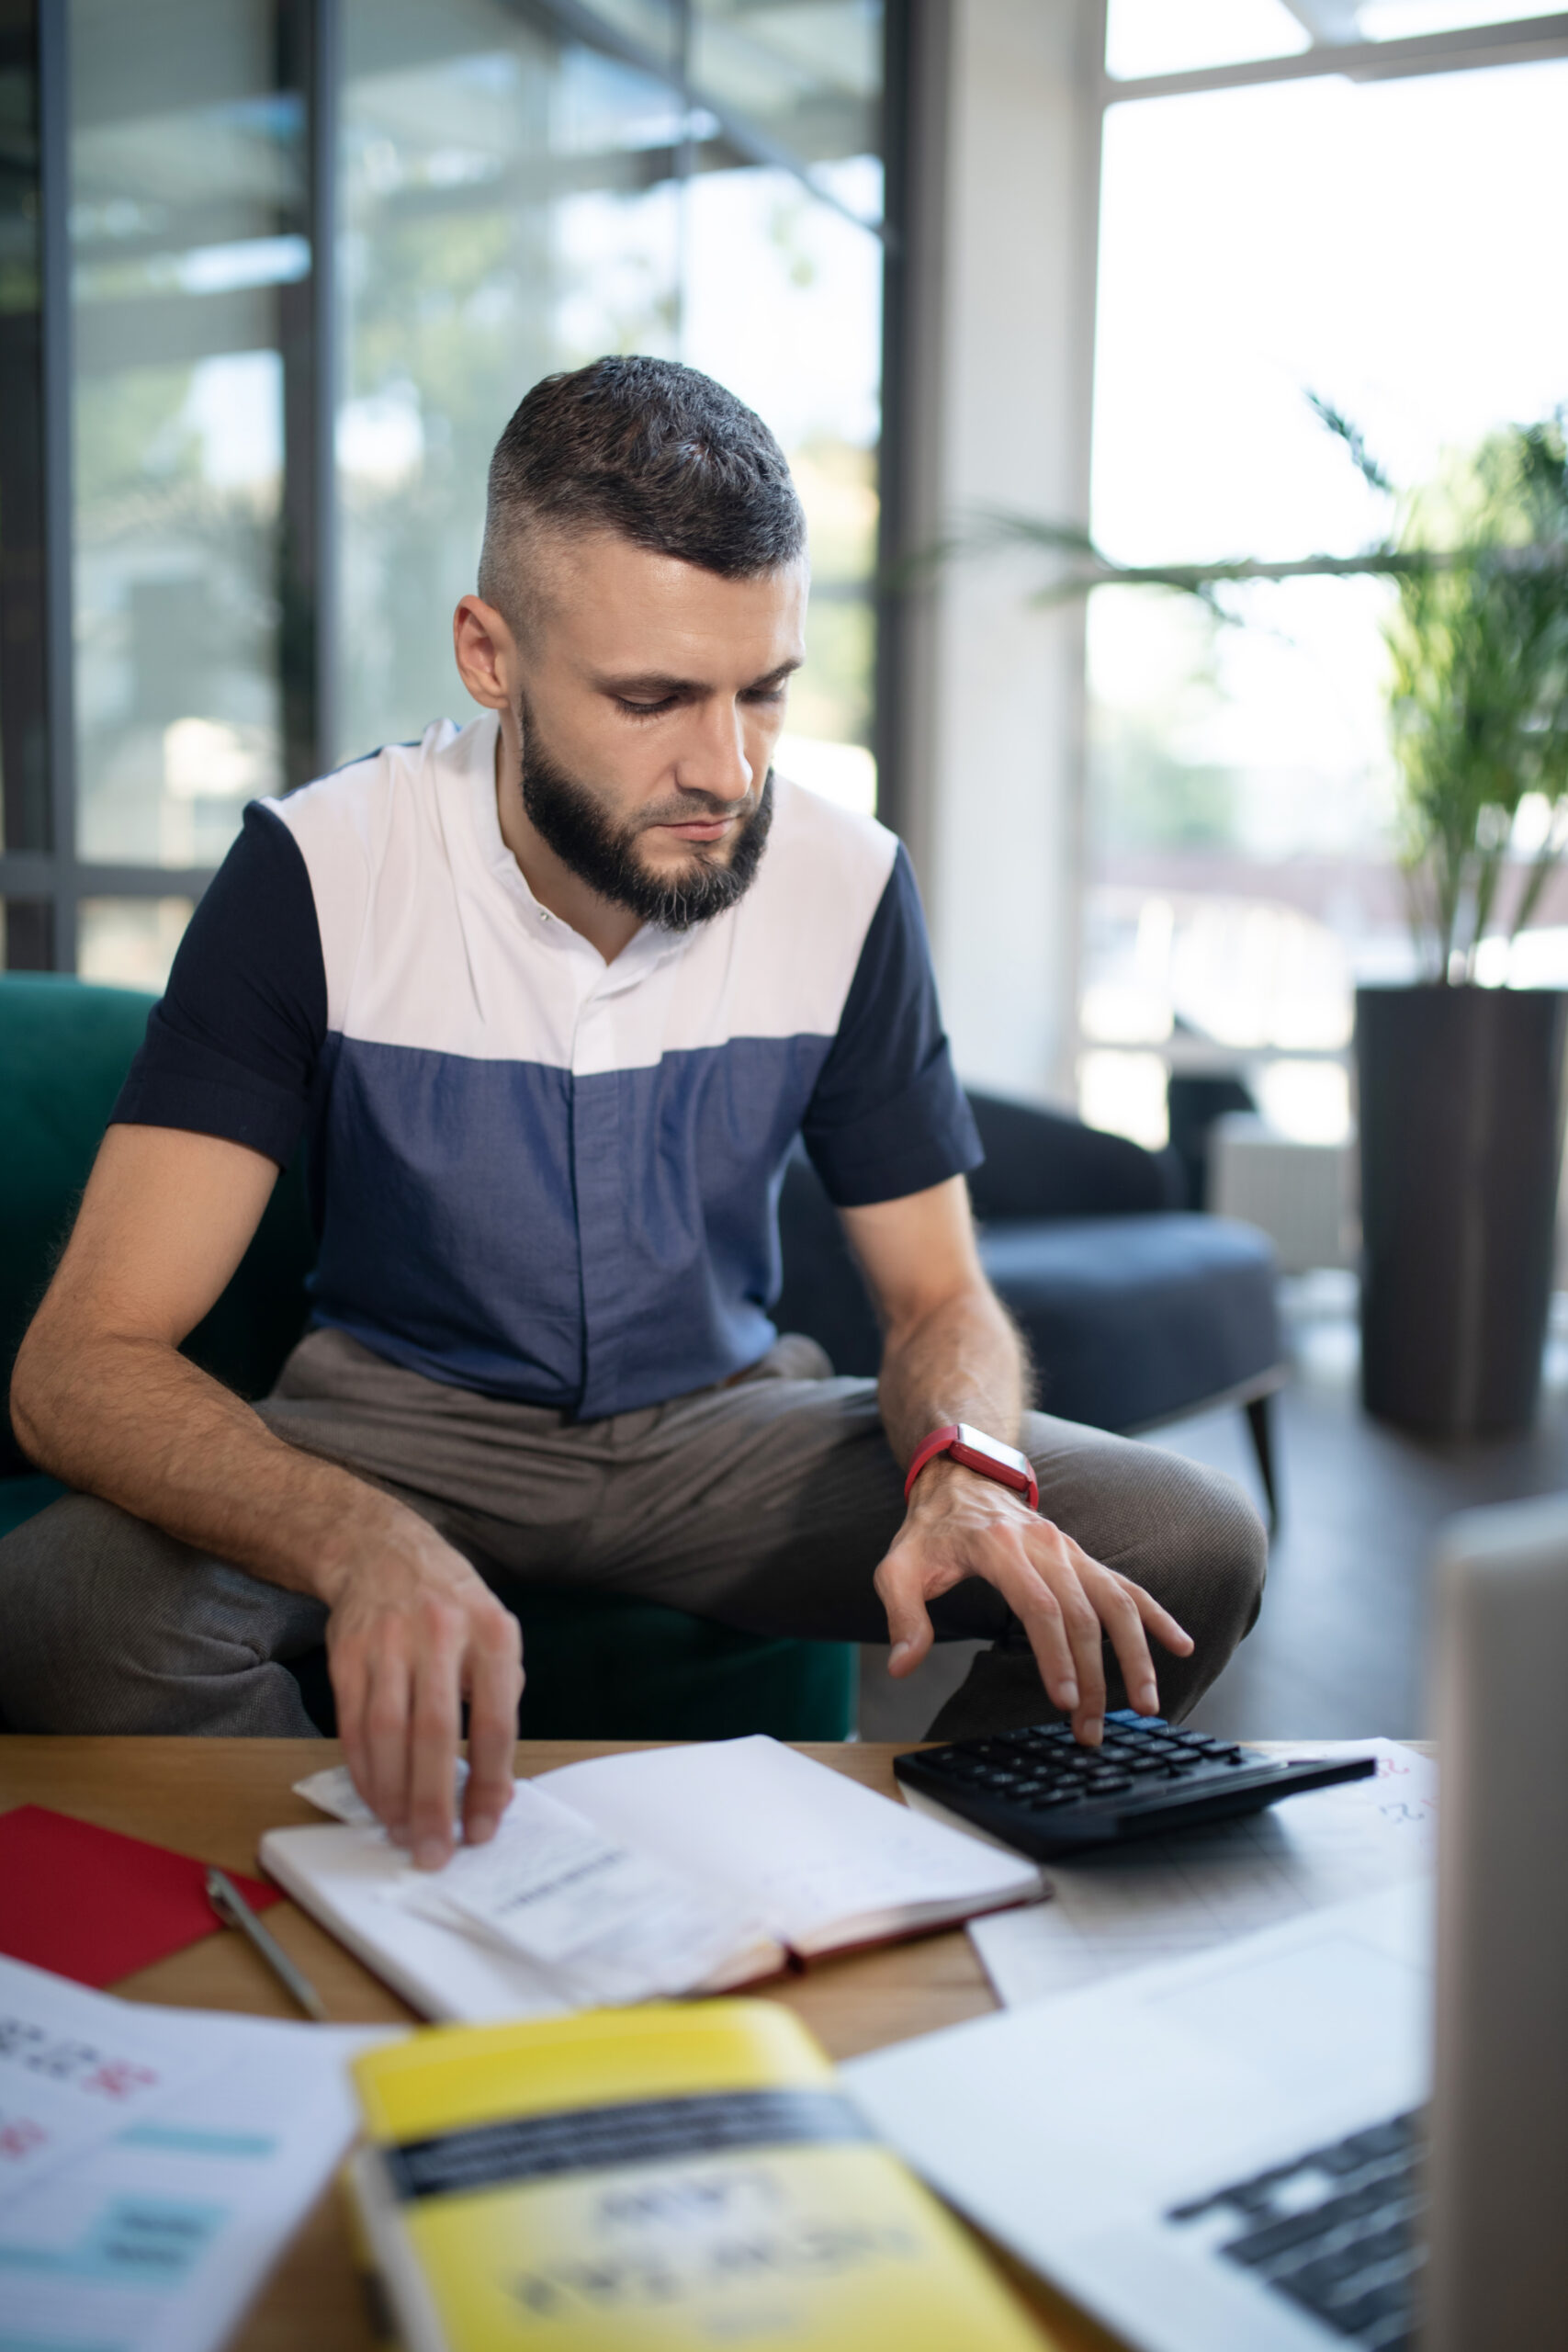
top-left (0, 1737), bottom-right (1126, 2351)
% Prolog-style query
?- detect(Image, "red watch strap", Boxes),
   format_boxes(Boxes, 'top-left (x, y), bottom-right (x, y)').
top-left (904, 1424), bottom-right (1039, 1512)
top-left (904, 1425), bottom-right (962, 1499)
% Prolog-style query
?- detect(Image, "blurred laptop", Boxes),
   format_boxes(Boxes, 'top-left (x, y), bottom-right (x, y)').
top-left (844, 1493), bottom-right (1568, 2352)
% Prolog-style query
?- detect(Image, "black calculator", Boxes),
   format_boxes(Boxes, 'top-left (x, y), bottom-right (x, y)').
top-left (894, 1715), bottom-right (1377, 1860)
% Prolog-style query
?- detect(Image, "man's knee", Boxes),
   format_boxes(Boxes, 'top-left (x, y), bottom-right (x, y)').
top-left (1122, 1453), bottom-right (1267, 1716)
top-left (1026, 1423), bottom-right (1268, 1718)
top-left (0, 1495), bottom-right (188, 1730)
top-left (0, 1493), bottom-right (322, 1735)
top-left (1161, 1454), bottom-right (1265, 1617)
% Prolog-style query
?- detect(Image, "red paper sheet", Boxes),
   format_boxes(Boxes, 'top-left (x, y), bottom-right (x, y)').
top-left (0, 1804), bottom-right (281, 1987)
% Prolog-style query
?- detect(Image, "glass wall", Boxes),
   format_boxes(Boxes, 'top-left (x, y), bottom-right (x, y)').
top-left (68, 0), bottom-right (306, 874)
top-left (336, 4), bottom-right (685, 757)
top-left (1082, 40), bottom-right (1568, 1150)
top-left (337, 0), bottom-right (885, 816)
top-left (684, 151), bottom-right (883, 799)
top-left (0, 0), bottom-right (887, 984)
top-left (684, 1), bottom-right (883, 802)
top-left (0, 3), bottom-right (45, 905)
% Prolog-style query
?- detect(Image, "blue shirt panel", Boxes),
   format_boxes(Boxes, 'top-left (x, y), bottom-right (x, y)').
top-left (307, 1031), bottom-right (829, 1416)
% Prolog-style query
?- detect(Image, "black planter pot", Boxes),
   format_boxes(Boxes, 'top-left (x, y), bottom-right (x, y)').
top-left (1356, 985), bottom-right (1568, 1432)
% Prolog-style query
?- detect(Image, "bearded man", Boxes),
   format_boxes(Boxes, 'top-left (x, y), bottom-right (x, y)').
top-left (1, 358), bottom-right (1264, 1867)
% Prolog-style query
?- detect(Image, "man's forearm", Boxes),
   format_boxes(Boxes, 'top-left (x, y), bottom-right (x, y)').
top-left (12, 1328), bottom-right (418, 1605)
top-left (845, 1181), bottom-right (1184, 1735)
top-left (13, 1123), bottom-right (523, 1860)
top-left (876, 1279), bottom-right (1032, 1466)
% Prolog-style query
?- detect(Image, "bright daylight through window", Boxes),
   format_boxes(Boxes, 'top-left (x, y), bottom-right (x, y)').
top-left (1083, 7), bottom-right (1568, 1160)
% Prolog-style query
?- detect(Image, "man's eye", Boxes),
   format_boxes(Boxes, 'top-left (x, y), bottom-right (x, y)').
top-left (617, 696), bottom-right (677, 718)
top-left (742, 687), bottom-right (787, 707)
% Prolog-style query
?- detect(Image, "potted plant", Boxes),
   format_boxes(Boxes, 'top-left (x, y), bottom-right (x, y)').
top-left (914, 404), bottom-right (1568, 1430)
top-left (1345, 415), bottom-right (1568, 1431)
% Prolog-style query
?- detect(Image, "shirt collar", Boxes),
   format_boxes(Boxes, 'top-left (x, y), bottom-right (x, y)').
top-left (460, 708), bottom-right (687, 985)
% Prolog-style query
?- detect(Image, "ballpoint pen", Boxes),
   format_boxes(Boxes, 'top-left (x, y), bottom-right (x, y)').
top-left (206, 1865), bottom-right (330, 2023)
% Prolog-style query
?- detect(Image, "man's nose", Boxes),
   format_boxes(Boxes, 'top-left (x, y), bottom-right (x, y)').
top-left (675, 701), bottom-right (754, 804)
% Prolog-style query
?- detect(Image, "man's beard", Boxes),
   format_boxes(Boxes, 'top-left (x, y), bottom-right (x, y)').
top-left (517, 704), bottom-right (773, 933)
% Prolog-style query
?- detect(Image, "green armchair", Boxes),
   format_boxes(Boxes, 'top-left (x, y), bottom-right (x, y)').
top-left (0, 975), bottom-right (854, 1738)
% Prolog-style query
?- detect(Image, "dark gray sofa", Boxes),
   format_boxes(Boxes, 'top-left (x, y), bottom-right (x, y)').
top-left (775, 1091), bottom-right (1284, 1524)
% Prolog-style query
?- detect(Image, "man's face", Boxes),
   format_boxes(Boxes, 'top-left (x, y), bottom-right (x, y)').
top-left (507, 529), bottom-right (808, 930)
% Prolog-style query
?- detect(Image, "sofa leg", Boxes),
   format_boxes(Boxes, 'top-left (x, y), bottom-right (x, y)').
top-left (1245, 1394), bottom-right (1280, 1535)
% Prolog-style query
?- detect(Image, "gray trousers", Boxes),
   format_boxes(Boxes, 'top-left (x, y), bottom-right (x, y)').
top-left (0, 1328), bottom-right (1267, 1741)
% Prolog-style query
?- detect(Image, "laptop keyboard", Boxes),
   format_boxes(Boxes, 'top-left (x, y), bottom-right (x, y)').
top-left (1166, 2109), bottom-right (1427, 2350)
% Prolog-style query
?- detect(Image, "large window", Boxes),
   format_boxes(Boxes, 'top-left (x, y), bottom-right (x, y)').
top-left (0, 0), bottom-right (888, 984)
top-left (0, 3), bottom-right (48, 970)
top-left (68, 0), bottom-right (308, 984)
top-left (1081, 5), bottom-right (1568, 1151)
top-left (336, 0), bottom-right (884, 808)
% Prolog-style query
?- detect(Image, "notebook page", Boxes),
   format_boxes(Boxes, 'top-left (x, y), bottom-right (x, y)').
top-left (539, 1736), bottom-right (1042, 1953)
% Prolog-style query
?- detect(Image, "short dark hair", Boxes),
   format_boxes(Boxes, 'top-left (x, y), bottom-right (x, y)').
top-left (478, 356), bottom-right (806, 629)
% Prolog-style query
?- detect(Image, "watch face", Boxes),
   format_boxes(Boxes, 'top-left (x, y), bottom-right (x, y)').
top-left (953, 1423), bottom-right (1032, 1480)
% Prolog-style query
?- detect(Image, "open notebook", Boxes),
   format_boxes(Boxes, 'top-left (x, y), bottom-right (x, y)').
top-left (260, 1736), bottom-right (1043, 2020)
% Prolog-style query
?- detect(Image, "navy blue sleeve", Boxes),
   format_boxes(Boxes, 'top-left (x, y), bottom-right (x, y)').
top-left (802, 844), bottom-right (983, 1207)
top-left (112, 802), bottom-right (327, 1169)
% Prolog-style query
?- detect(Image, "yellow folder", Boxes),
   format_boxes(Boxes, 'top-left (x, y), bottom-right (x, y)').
top-left (346, 1998), bottom-right (1051, 2350)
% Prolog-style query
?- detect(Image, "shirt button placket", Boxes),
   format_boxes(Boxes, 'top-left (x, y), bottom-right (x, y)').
top-left (570, 993), bottom-right (625, 1419)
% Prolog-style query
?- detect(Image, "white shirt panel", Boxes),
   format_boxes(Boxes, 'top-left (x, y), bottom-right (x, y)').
top-left (265, 713), bottom-right (899, 1076)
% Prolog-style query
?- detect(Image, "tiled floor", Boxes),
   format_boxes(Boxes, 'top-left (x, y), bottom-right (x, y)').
top-left (858, 1281), bottom-right (1568, 1744)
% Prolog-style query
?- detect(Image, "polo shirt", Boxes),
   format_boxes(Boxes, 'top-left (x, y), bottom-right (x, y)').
top-left (114, 711), bottom-right (980, 1419)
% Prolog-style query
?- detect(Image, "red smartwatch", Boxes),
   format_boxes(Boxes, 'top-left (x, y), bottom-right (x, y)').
top-left (904, 1423), bottom-right (1039, 1512)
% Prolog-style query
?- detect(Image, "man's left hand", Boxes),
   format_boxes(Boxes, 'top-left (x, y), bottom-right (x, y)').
top-left (875, 1456), bottom-right (1194, 1746)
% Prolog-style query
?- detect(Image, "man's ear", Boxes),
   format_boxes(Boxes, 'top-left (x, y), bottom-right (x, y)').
top-left (453, 595), bottom-right (516, 711)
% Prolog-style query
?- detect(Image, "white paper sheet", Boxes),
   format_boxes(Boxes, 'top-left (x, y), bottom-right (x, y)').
top-left (961, 1740), bottom-right (1436, 2007)
top-left (0, 1986), bottom-right (388, 2352)
top-left (397, 1780), bottom-right (775, 2003)
top-left (0, 1957), bottom-right (209, 2209)
top-left (291, 1763), bottom-right (381, 1826)
top-left (292, 1760), bottom-right (468, 1830)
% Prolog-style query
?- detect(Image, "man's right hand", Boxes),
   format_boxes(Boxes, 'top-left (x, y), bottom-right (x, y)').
top-left (11, 1122), bottom-right (525, 1870)
top-left (321, 1527), bottom-right (525, 1871)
